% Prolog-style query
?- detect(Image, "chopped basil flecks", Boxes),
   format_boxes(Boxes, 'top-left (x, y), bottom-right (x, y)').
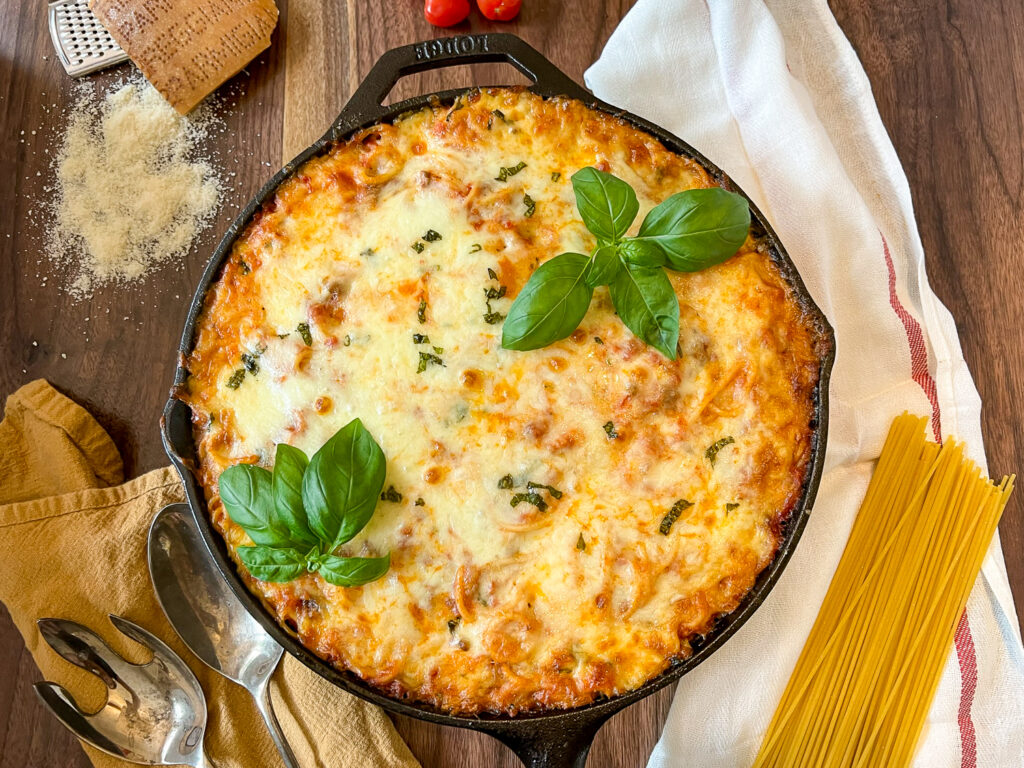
top-left (414, 497), bottom-right (425, 507)
top-left (576, 533), bottom-right (586, 551)
top-left (418, 299), bottom-right (427, 324)
top-left (446, 102), bottom-right (464, 122)
top-left (497, 474), bottom-right (514, 489)
top-left (423, 229), bottom-right (442, 242)
top-left (527, 481), bottom-right (563, 499)
top-left (239, 259), bottom-right (251, 274)
top-left (484, 294), bottom-right (505, 325)
top-left (241, 351), bottom-right (261, 375)
top-left (226, 369), bottom-right (246, 389)
top-left (510, 492), bottom-right (548, 512)
top-left (360, 247), bottom-right (375, 258)
top-left (380, 485), bottom-right (402, 503)
top-left (470, 244), bottom-right (483, 254)
top-left (483, 268), bottom-right (507, 325)
top-left (413, 333), bottom-right (430, 344)
top-left (524, 193), bottom-right (536, 218)
top-left (551, 171), bottom-right (561, 182)
top-left (432, 346), bottom-right (444, 354)
top-left (447, 616), bottom-right (461, 633)
top-left (411, 241), bottom-right (425, 253)
top-left (705, 436), bottom-right (735, 467)
top-left (487, 109), bottom-right (510, 129)
top-left (659, 499), bottom-right (694, 535)
top-left (297, 322), bottom-right (313, 346)
top-left (417, 351), bottom-right (445, 373)
top-left (725, 502), bottom-right (740, 513)
top-left (495, 161), bottom-right (527, 182)
top-left (603, 421), bottom-right (618, 439)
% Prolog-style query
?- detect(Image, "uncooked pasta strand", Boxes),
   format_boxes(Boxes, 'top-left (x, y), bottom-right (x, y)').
top-left (752, 413), bottom-right (1013, 768)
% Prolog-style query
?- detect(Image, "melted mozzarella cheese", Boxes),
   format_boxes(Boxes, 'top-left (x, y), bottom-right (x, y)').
top-left (184, 89), bottom-right (822, 714)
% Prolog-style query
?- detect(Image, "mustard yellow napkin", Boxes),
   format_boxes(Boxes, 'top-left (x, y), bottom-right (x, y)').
top-left (0, 380), bottom-right (419, 768)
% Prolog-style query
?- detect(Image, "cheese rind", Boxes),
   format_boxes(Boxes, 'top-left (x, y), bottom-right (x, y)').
top-left (181, 89), bottom-right (822, 714)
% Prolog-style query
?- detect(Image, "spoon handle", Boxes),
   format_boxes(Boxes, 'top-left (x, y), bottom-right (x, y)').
top-left (254, 679), bottom-right (302, 768)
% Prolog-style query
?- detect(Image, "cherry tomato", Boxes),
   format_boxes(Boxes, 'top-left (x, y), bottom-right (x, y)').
top-left (477, 0), bottom-right (521, 21)
top-left (424, 0), bottom-right (470, 27)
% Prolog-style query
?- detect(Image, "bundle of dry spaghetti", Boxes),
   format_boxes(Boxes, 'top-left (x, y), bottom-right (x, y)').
top-left (753, 413), bottom-right (1014, 768)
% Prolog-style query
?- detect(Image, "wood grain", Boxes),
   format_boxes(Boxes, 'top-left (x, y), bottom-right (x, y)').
top-left (0, 1), bottom-right (1021, 766)
top-left (282, 0), bottom-right (332, 160)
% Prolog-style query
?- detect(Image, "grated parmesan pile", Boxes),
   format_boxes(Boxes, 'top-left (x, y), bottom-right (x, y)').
top-left (47, 80), bottom-right (222, 297)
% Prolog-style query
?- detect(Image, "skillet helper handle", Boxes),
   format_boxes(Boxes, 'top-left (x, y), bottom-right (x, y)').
top-left (489, 714), bottom-right (609, 768)
top-left (161, 398), bottom-right (194, 476)
top-left (328, 33), bottom-right (590, 140)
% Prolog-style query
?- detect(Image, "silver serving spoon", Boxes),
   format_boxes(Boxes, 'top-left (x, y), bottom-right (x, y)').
top-left (35, 614), bottom-right (212, 767)
top-left (147, 503), bottom-right (300, 768)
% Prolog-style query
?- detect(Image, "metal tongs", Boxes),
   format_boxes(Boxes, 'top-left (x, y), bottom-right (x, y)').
top-left (34, 614), bottom-right (212, 767)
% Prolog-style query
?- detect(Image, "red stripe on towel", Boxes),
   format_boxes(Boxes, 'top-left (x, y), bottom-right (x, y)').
top-left (882, 233), bottom-right (978, 768)
top-left (881, 235), bottom-right (942, 440)
top-left (955, 613), bottom-right (980, 767)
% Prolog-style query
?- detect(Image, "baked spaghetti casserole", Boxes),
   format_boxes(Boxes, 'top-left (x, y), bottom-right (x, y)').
top-left (177, 88), bottom-right (824, 714)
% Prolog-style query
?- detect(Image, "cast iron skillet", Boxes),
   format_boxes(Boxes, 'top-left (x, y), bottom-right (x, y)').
top-left (162, 33), bottom-right (835, 768)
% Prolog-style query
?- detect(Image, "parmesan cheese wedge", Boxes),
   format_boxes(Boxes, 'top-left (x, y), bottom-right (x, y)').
top-left (89, 0), bottom-right (278, 114)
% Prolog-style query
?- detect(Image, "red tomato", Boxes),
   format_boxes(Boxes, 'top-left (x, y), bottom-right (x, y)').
top-left (424, 0), bottom-right (471, 27)
top-left (477, 0), bottom-right (521, 21)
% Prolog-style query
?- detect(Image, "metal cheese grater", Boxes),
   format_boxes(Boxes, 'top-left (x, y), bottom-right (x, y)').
top-left (48, 0), bottom-right (129, 77)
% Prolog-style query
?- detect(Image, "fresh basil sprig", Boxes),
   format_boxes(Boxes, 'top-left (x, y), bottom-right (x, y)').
top-left (570, 167), bottom-right (638, 242)
top-left (218, 419), bottom-right (390, 587)
top-left (500, 252), bottom-right (592, 351)
top-left (501, 167), bottom-right (750, 359)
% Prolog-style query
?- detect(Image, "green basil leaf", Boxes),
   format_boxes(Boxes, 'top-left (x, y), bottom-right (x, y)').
top-left (219, 464), bottom-right (285, 546)
top-left (302, 418), bottom-right (387, 549)
top-left (318, 553), bottom-right (391, 587)
top-left (271, 444), bottom-right (318, 549)
top-left (571, 167), bottom-right (638, 243)
top-left (584, 244), bottom-right (623, 287)
top-left (618, 238), bottom-right (665, 268)
top-left (634, 188), bottom-right (750, 271)
top-left (237, 546), bottom-right (308, 583)
top-left (501, 252), bottom-right (594, 350)
top-left (609, 263), bottom-right (680, 359)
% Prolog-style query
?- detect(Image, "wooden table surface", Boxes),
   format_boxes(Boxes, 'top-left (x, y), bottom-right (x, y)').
top-left (1, 1), bottom-right (1021, 766)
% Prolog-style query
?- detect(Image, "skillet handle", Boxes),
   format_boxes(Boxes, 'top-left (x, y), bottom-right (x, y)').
top-left (160, 397), bottom-right (200, 479)
top-left (485, 712), bottom-right (611, 768)
top-left (326, 33), bottom-right (590, 141)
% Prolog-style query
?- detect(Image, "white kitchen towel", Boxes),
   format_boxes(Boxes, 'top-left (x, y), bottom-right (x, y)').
top-left (586, 1), bottom-right (1024, 767)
